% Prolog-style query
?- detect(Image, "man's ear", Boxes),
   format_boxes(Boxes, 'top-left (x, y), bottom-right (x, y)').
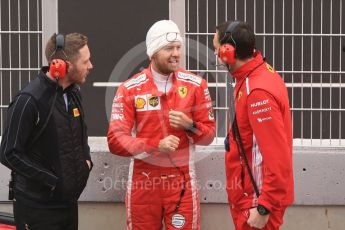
top-left (65, 60), bottom-right (72, 73)
top-left (151, 53), bottom-right (157, 63)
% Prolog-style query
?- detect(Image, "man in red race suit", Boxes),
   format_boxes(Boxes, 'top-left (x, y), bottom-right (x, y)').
top-left (108, 20), bottom-right (216, 230)
top-left (213, 20), bottom-right (294, 230)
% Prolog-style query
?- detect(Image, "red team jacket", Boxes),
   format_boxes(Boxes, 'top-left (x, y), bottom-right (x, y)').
top-left (108, 66), bottom-right (215, 169)
top-left (226, 51), bottom-right (294, 212)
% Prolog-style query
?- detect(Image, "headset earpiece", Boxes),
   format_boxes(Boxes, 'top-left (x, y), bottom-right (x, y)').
top-left (49, 33), bottom-right (67, 79)
top-left (219, 43), bottom-right (236, 64)
top-left (49, 59), bottom-right (67, 79)
top-left (218, 21), bottom-right (241, 65)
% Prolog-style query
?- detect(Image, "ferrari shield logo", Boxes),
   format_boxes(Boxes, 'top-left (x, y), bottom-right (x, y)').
top-left (238, 90), bottom-right (243, 101)
top-left (266, 63), bottom-right (275, 73)
top-left (178, 86), bottom-right (188, 98)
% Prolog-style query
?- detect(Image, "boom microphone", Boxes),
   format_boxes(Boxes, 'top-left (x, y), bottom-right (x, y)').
top-left (211, 61), bottom-right (226, 67)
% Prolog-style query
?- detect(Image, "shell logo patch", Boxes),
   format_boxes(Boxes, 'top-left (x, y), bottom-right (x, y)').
top-left (135, 97), bottom-right (146, 109)
top-left (73, 108), bottom-right (80, 117)
top-left (178, 86), bottom-right (188, 98)
top-left (266, 63), bottom-right (275, 73)
top-left (148, 96), bottom-right (159, 107)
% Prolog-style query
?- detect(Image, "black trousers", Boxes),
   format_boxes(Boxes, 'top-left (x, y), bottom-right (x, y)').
top-left (13, 199), bottom-right (78, 230)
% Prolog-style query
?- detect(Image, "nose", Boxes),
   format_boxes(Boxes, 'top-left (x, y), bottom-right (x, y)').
top-left (214, 49), bottom-right (218, 57)
top-left (88, 61), bottom-right (93, 70)
top-left (172, 47), bottom-right (180, 57)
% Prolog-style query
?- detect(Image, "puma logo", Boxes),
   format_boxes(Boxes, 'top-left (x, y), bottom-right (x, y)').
top-left (142, 171), bottom-right (151, 179)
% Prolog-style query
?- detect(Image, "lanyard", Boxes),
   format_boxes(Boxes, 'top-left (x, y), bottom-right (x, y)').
top-left (226, 61), bottom-right (265, 198)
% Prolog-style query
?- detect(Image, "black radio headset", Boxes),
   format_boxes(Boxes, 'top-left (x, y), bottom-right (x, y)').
top-left (31, 33), bottom-right (68, 147)
top-left (49, 34), bottom-right (68, 79)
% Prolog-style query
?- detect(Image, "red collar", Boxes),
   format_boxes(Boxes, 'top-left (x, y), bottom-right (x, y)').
top-left (231, 51), bottom-right (265, 82)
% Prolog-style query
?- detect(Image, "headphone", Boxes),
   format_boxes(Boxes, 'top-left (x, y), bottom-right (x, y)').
top-left (49, 34), bottom-right (67, 79)
top-left (218, 21), bottom-right (241, 65)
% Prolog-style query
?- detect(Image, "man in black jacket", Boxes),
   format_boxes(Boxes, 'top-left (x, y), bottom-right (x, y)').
top-left (0, 33), bottom-right (93, 230)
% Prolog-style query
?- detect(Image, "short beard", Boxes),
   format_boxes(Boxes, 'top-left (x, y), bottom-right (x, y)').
top-left (152, 57), bottom-right (175, 75)
top-left (67, 67), bottom-right (82, 85)
top-left (156, 65), bottom-right (173, 75)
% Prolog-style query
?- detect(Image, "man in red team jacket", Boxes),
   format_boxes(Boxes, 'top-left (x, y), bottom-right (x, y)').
top-left (213, 20), bottom-right (294, 230)
top-left (108, 20), bottom-right (215, 230)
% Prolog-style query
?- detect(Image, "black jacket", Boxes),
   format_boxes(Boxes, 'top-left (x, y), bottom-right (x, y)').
top-left (0, 67), bottom-right (92, 207)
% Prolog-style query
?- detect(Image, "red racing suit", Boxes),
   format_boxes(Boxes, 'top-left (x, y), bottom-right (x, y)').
top-left (225, 51), bottom-right (294, 229)
top-left (108, 66), bottom-right (215, 230)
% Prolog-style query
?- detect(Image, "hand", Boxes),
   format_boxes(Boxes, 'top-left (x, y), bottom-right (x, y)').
top-left (158, 135), bottom-right (180, 153)
top-left (169, 110), bottom-right (193, 130)
top-left (247, 207), bottom-right (269, 229)
top-left (86, 160), bottom-right (91, 170)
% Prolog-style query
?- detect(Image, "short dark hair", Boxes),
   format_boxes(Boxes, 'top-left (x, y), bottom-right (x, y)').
top-left (216, 21), bottom-right (255, 60)
top-left (45, 33), bottom-right (88, 63)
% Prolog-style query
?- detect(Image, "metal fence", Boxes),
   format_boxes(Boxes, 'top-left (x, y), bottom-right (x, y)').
top-left (180, 0), bottom-right (345, 147)
top-left (0, 0), bottom-right (56, 135)
top-left (1, 0), bottom-right (344, 147)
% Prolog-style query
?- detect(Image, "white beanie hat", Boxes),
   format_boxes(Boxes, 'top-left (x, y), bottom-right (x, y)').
top-left (146, 20), bottom-right (183, 58)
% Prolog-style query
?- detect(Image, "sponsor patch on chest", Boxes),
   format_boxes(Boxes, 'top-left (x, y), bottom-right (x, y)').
top-left (135, 94), bottom-right (161, 111)
top-left (73, 108), bottom-right (80, 117)
top-left (148, 96), bottom-right (159, 107)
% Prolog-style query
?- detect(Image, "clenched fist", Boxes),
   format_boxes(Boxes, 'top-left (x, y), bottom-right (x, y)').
top-left (247, 207), bottom-right (269, 229)
top-left (169, 110), bottom-right (193, 130)
top-left (158, 135), bottom-right (180, 153)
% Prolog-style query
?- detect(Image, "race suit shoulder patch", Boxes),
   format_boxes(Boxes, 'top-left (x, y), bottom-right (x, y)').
top-left (176, 72), bottom-right (202, 86)
top-left (124, 73), bottom-right (148, 89)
